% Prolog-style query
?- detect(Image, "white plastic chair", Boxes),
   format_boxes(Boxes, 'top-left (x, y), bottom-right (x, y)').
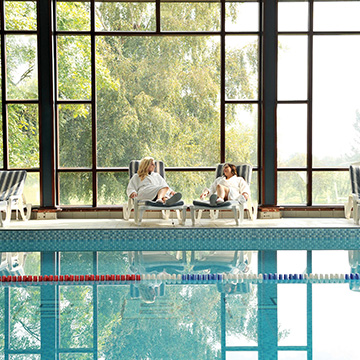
top-left (189, 163), bottom-right (257, 225)
top-left (123, 160), bottom-right (187, 225)
top-left (0, 170), bottom-right (32, 227)
top-left (345, 163), bottom-right (360, 223)
top-left (190, 251), bottom-right (252, 273)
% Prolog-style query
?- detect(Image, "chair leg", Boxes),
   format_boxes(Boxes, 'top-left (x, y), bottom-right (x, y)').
top-left (239, 204), bottom-right (244, 224)
top-left (162, 210), bottom-right (170, 220)
top-left (137, 208), bottom-right (146, 225)
top-left (356, 204), bottom-right (360, 225)
top-left (134, 200), bottom-right (139, 224)
top-left (197, 209), bottom-right (203, 221)
top-left (182, 206), bottom-right (187, 225)
top-left (232, 206), bottom-right (239, 226)
top-left (190, 206), bottom-right (196, 226)
top-left (210, 210), bottom-right (219, 220)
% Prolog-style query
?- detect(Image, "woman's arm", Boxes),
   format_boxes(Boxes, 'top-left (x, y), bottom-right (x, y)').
top-left (127, 175), bottom-right (139, 198)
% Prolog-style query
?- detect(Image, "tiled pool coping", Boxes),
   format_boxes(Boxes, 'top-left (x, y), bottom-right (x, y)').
top-left (0, 227), bottom-right (360, 252)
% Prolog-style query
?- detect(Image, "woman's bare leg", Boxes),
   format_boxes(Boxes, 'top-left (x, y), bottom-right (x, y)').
top-left (216, 184), bottom-right (230, 200)
top-left (157, 187), bottom-right (169, 202)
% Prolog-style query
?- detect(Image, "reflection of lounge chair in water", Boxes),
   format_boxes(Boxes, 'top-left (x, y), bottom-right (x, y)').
top-left (0, 252), bottom-right (27, 276)
top-left (217, 282), bottom-right (251, 294)
top-left (129, 251), bottom-right (187, 274)
top-left (130, 282), bottom-right (165, 303)
top-left (348, 250), bottom-right (360, 291)
top-left (190, 251), bottom-right (252, 273)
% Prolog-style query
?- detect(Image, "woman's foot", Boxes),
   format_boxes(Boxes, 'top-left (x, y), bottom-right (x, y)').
top-left (165, 192), bottom-right (182, 205)
top-left (156, 198), bottom-right (164, 204)
top-left (210, 194), bottom-right (217, 206)
top-left (216, 197), bottom-right (224, 204)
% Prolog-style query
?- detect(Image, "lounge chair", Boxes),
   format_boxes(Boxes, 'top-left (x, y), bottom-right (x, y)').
top-left (0, 252), bottom-right (27, 276)
top-left (122, 160), bottom-right (187, 225)
top-left (346, 163), bottom-right (360, 223)
top-left (130, 251), bottom-right (187, 274)
top-left (189, 163), bottom-right (257, 225)
top-left (0, 170), bottom-right (32, 227)
top-left (190, 251), bottom-right (252, 274)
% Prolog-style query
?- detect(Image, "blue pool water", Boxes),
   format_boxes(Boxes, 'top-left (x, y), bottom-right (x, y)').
top-left (1, 226), bottom-right (360, 359)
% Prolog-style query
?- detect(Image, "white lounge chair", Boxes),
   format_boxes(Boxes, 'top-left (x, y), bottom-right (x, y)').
top-left (123, 160), bottom-right (187, 225)
top-left (190, 251), bottom-right (252, 273)
top-left (189, 163), bottom-right (257, 225)
top-left (345, 163), bottom-right (360, 223)
top-left (0, 252), bottom-right (27, 276)
top-left (130, 251), bottom-right (187, 274)
top-left (0, 170), bottom-right (32, 227)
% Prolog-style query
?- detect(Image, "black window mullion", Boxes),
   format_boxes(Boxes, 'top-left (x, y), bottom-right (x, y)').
top-left (220, 0), bottom-right (225, 163)
top-left (91, 0), bottom-right (97, 207)
top-left (307, 0), bottom-right (314, 206)
top-left (1, 0), bottom-right (8, 170)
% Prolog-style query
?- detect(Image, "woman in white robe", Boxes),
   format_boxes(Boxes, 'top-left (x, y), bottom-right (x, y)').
top-left (127, 157), bottom-right (182, 205)
top-left (200, 163), bottom-right (250, 205)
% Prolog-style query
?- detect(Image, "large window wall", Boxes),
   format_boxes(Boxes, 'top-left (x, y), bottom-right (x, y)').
top-left (277, 0), bottom-right (356, 206)
top-left (55, 0), bottom-right (260, 206)
top-left (0, 0), bottom-right (357, 209)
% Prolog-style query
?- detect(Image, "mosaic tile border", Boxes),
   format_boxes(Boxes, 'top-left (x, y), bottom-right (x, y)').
top-left (0, 227), bottom-right (360, 252)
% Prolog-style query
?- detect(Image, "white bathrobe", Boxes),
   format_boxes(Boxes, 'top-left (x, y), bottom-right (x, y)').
top-left (127, 172), bottom-right (173, 201)
top-left (206, 175), bottom-right (250, 201)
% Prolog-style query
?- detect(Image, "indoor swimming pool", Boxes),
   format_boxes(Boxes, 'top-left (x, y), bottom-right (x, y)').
top-left (0, 222), bottom-right (359, 359)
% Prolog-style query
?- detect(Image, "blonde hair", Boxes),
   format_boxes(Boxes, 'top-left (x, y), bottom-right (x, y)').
top-left (138, 157), bottom-right (155, 181)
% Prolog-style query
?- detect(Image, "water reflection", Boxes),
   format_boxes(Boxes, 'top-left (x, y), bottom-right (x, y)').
top-left (1, 250), bottom-right (360, 359)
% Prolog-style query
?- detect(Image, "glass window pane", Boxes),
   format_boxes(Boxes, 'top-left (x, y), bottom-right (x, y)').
top-left (8, 104), bottom-right (39, 168)
top-left (277, 104), bottom-right (307, 168)
top-left (312, 171), bottom-right (350, 205)
top-left (6, 35), bottom-right (38, 100)
top-left (313, 283), bottom-right (360, 359)
top-left (59, 104), bottom-right (92, 168)
top-left (57, 36), bottom-right (91, 100)
top-left (23, 252), bottom-right (40, 275)
top-left (225, 36), bottom-right (258, 100)
top-left (165, 171), bottom-right (215, 204)
top-left (278, 2), bottom-right (308, 32)
top-left (57, 2), bottom-right (90, 31)
top-left (278, 36), bottom-right (307, 101)
top-left (23, 172), bottom-right (40, 207)
top-left (60, 354), bottom-right (93, 360)
top-left (278, 171), bottom-right (306, 205)
top-left (97, 172), bottom-right (128, 205)
top-left (278, 351), bottom-right (307, 360)
top-left (5, 1), bottom-right (37, 31)
top-left (60, 286), bottom-right (93, 349)
top-left (314, 2), bottom-right (360, 31)
top-left (161, 3), bottom-right (220, 31)
top-left (226, 285), bottom-right (258, 346)
top-left (98, 251), bottom-right (131, 275)
top-left (60, 252), bottom-right (94, 275)
top-left (10, 287), bottom-right (40, 350)
top-left (225, 104), bottom-right (258, 167)
top-left (95, 2), bottom-right (156, 32)
top-left (98, 284), bottom-right (221, 358)
top-left (313, 36), bottom-right (360, 167)
top-left (227, 352), bottom-right (258, 360)
top-left (278, 284), bottom-right (307, 346)
top-left (225, 2), bottom-right (259, 32)
top-left (312, 250), bottom-right (350, 274)
top-left (10, 356), bottom-right (40, 360)
top-left (59, 172), bottom-right (93, 206)
top-left (96, 36), bottom-right (220, 167)
top-left (277, 251), bottom-right (307, 275)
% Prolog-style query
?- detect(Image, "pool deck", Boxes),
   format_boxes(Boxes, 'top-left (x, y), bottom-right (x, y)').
top-left (0, 217), bottom-right (360, 252)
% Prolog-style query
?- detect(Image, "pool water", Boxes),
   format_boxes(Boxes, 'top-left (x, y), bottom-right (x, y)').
top-left (0, 250), bottom-right (359, 359)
